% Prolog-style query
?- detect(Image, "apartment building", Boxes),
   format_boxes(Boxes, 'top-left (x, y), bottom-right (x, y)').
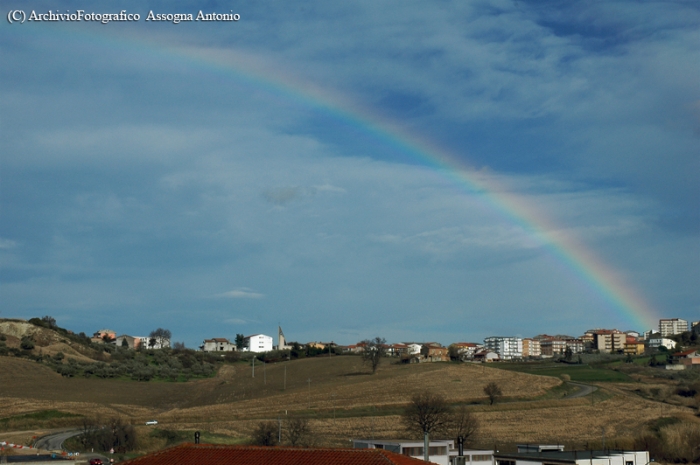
top-left (591, 330), bottom-right (626, 353)
top-left (540, 339), bottom-right (567, 356)
top-left (484, 337), bottom-right (523, 360)
top-left (522, 338), bottom-right (541, 358)
top-left (659, 318), bottom-right (689, 337)
top-left (243, 334), bottom-right (273, 353)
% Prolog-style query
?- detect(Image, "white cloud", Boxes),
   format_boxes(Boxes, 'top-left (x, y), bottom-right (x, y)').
top-left (0, 238), bottom-right (18, 249)
top-left (215, 289), bottom-right (265, 299)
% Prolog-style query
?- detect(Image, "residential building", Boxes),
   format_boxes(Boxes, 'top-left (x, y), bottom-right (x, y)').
top-left (484, 337), bottom-right (522, 360)
top-left (404, 343), bottom-right (423, 355)
top-left (473, 350), bottom-right (499, 362)
top-left (200, 338), bottom-right (236, 352)
top-left (659, 318), bottom-right (689, 337)
top-left (137, 336), bottom-right (170, 349)
top-left (452, 342), bottom-right (482, 360)
top-left (648, 337), bottom-right (677, 350)
top-left (566, 339), bottom-right (584, 354)
top-left (91, 328), bottom-right (116, 344)
top-left (590, 329), bottom-right (625, 353)
top-left (424, 346), bottom-right (449, 362)
top-left (522, 339), bottom-right (541, 358)
top-left (624, 341), bottom-right (645, 355)
top-left (113, 335), bottom-right (141, 350)
top-left (386, 343), bottom-right (408, 357)
top-left (120, 443), bottom-right (429, 465)
top-left (540, 339), bottom-right (567, 357)
top-left (243, 334), bottom-right (273, 353)
top-left (307, 341), bottom-right (327, 350)
top-left (494, 448), bottom-right (649, 465)
top-left (671, 349), bottom-right (700, 368)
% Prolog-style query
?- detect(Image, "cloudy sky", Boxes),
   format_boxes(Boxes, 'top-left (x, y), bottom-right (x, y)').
top-left (1, 0), bottom-right (698, 348)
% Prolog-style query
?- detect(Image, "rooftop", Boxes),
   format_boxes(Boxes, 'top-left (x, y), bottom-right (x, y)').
top-left (119, 443), bottom-right (431, 465)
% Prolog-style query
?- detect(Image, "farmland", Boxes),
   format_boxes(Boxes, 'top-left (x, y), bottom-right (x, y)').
top-left (1, 353), bottom-right (698, 451)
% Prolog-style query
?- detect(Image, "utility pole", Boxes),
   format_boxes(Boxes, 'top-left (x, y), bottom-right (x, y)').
top-left (264, 359), bottom-right (266, 385)
top-left (307, 378), bottom-right (311, 408)
top-left (278, 415), bottom-right (282, 444)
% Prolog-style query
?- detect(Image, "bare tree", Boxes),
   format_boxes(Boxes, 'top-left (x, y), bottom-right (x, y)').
top-left (361, 337), bottom-right (386, 374)
top-left (448, 405), bottom-right (479, 446)
top-left (251, 421), bottom-right (277, 446)
top-left (483, 382), bottom-right (502, 405)
top-left (402, 391), bottom-right (452, 438)
top-left (149, 328), bottom-right (172, 349)
top-left (285, 417), bottom-right (312, 447)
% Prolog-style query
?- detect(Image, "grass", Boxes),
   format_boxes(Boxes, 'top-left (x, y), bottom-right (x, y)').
top-left (0, 410), bottom-right (82, 432)
top-left (491, 361), bottom-right (634, 382)
top-left (1, 355), bottom-right (697, 450)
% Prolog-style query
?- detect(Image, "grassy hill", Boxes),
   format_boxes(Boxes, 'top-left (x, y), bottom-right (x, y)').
top-left (1, 354), bottom-right (697, 450)
top-left (1, 319), bottom-right (698, 452)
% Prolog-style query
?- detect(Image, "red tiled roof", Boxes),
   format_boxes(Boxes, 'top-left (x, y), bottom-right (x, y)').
top-left (120, 444), bottom-right (433, 465)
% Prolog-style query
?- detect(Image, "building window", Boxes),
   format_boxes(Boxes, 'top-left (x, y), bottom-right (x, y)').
top-left (472, 455), bottom-right (492, 461)
top-left (403, 447), bottom-right (423, 456)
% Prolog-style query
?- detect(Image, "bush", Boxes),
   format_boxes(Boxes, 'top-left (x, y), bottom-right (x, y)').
top-left (20, 337), bottom-right (35, 351)
top-left (251, 421), bottom-right (278, 446)
top-left (77, 418), bottom-right (137, 453)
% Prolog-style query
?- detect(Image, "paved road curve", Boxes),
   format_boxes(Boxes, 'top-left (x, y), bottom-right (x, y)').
top-left (564, 381), bottom-right (598, 399)
top-left (33, 429), bottom-right (82, 451)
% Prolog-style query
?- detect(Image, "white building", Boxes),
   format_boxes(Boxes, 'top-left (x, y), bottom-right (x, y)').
top-left (648, 337), bottom-right (677, 350)
top-left (353, 439), bottom-right (491, 465)
top-left (201, 338), bottom-right (236, 352)
top-left (659, 318), bottom-right (689, 337)
top-left (484, 337), bottom-right (523, 360)
top-left (495, 448), bottom-right (648, 465)
top-left (404, 343), bottom-right (423, 355)
top-left (137, 336), bottom-right (170, 349)
top-left (243, 334), bottom-right (273, 353)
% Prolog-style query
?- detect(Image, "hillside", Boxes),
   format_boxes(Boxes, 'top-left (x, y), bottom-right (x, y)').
top-left (1, 354), bottom-right (697, 449)
top-left (1, 319), bottom-right (698, 450)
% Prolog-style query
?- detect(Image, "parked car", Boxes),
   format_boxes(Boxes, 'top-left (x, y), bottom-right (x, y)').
top-left (145, 420), bottom-right (158, 425)
top-left (89, 459), bottom-right (103, 465)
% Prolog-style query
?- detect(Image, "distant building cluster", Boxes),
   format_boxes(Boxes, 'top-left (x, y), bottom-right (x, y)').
top-left (89, 317), bottom-right (698, 370)
top-left (91, 329), bottom-right (170, 350)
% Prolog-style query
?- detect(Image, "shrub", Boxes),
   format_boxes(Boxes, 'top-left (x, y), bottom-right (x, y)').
top-left (20, 337), bottom-right (35, 351)
top-left (251, 421), bottom-right (278, 446)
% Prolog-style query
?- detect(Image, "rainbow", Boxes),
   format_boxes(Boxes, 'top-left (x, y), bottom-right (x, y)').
top-left (17, 25), bottom-right (659, 330)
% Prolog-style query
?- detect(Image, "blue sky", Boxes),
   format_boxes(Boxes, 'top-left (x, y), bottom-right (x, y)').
top-left (1, 0), bottom-right (698, 348)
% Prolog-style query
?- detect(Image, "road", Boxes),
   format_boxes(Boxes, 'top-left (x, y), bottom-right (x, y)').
top-left (564, 381), bottom-right (598, 399)
top-left (33, 429), bottom-right (82, 451)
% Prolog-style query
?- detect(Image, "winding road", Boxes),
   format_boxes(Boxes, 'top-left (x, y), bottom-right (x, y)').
top-left (564, 381), bottom-right (598, 399)
top-left (33, 429), bottom-right (82, 451)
